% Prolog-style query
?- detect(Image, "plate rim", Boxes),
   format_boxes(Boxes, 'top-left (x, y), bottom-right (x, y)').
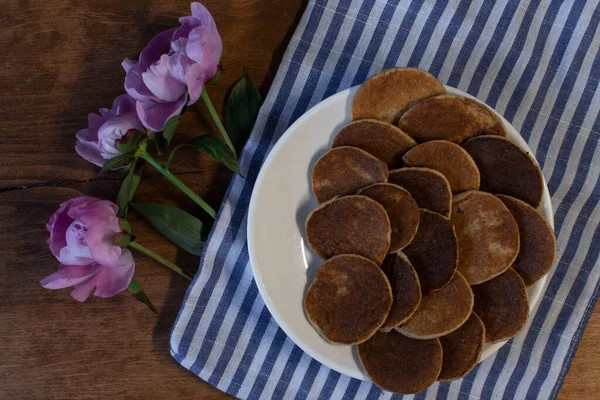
top-left (247, 85), bottom-right (554, 380)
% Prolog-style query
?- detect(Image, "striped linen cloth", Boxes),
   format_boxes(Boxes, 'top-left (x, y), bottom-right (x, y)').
top-left (170, 0), bottom-right (600, 398)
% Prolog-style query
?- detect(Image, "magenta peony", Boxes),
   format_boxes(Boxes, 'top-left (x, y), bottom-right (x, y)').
top-left (123, 2), bottom-right (222, 132)
top-left (41, 196), bottom-right (135, 301)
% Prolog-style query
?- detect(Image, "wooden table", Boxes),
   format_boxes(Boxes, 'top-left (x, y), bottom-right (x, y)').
top-left (0, 1), bottom-right (597, 398)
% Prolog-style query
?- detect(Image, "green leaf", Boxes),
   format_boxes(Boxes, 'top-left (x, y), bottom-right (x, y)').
top-left (226, 68), bottom-right (262, 155)
top-left (162, 115), bottom-right (182, 147)
top-left (101, 153), bottom-right (132, 172)
top-left (166, 135), bottom-right (241, 174)
top-left (153, 131), bottom-right (167, 155)
top-left (127, 278), bottom-right (157, 313)
top-left (116, 163), bottom-right (142, 218)
top-left (131, 202), bottom-right (205, 256)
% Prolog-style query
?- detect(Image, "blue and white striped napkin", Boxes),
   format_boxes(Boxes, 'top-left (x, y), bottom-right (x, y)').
top-left (171, 0), bottom-right (600, 398)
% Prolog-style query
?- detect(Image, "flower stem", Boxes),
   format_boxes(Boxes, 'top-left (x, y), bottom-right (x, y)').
top-left (138, 148), bottom-right (217, 218)
top-left (129, 241), bottom-right (192, 281)
top-left (201, 88), bottom-right (236, 155)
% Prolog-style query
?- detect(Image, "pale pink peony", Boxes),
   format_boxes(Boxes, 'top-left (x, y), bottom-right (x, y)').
top-left (75, 94), bottom-right (143, 168)
top-left (41, 196), bottom-right (135, 301)
top-left (123, 2), bottom-right (222, 132)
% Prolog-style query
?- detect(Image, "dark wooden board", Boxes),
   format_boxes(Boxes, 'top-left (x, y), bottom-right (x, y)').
top-left (0, 0), bottom-right (595, 398)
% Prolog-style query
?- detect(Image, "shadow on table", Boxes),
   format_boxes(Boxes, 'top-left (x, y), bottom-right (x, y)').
top-left (259, 0), bottom-right (309, 97)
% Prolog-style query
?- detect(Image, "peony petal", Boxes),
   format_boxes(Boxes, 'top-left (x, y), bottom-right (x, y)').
top-left (64, 218), bottom-right (91, 248)
top-left (124, 63), bottom-right (157, 103)
top-left (87, 244), bottom-right (121, 268)
top-left (70, 278), bottom-right (98, 302)
top-left (142, 54), bottom-right (188, 102)
top-left (136, 95), bottom-right (187, 132)
top-left (122, 58), bottom-right (135, 72)
top-left (87, 113), bottom-right (105, 136)
top-left (69, 250), bottom-right (134, 301)
top-left (100, 199), bottom-right (119, 215)
top-left (67, 197), bottom-right (117, 220)
top-left (139, 28), bottom-right (178, 72)
top-left (173, 18), bottom-right (199, 43)
top-left (46, 199), bottom-right (77, 257)
top-left (111, 93), bottom-right (138, 116)
top-left (98, 107), bottom-right (112, 118)
top-left (58, 244), bottom-right (94, 267)
top-left (75, 128), bottom-right (98, 146)
top-left (186, 61), bottom-right (213, 105)
top-left (75, 140), bottom-right (105, 168)
top-left (92, 249), bottom-right (135, 298)
top-left (41, 263), bottom-right (102, 290)
top-left (190, 2), bottom-right (218, 30)
top-left (47, 197), bottom-right (120, 266)
top-left (170, 37), bottom-right (188, 55)
top-left (186, 26), bottom-right (222, 66)
top-left (97, 114), bottom-right (143, 159)
top-left (76, 211), bottom-right (122, 267)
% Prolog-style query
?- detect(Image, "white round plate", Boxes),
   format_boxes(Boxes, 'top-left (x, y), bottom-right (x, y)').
top-left (247, 85), bottom-right (554, 380)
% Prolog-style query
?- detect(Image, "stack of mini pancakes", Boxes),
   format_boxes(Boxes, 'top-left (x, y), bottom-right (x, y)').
top-left (304, 68), bottom-right (557, 394)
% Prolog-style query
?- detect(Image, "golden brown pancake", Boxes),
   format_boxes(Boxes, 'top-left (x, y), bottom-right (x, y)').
top-left (463, 136), bottom-right (544, 207)
top-left (358, 330), bottom-right (442, 394)
top-left (312, 146), bottom-right (388, 203)
top-left (402, 140), bottom-right (480, 194)
top-left (438, 313), bottom-right (485, 381)
top-left (398, 272), bottom-right (473, 339)
top-left (388, 167), bottom-right (452, 217)
top-left (333, 119), bottom-right (417, 168)
top-left (305, 254), bottom-right (392, 344)
top-left (403, 209), bottom-right (457, 293)
top-left (358, 183), bottom-right (420, 252)
top-left (472, 268), bottom-right (529, 343)
top-left (351, 67), bottom-right (446, 123)
top-left (498, 195), bottom-right (556, 286)
top-left (379, 252), bottom-right (422, 331)
top-left (398, 94), bottom-right (506, 143)
top-left (306, 195), bottom-right (391, 264)
top-left (451, 191), bottom-right (520, 285)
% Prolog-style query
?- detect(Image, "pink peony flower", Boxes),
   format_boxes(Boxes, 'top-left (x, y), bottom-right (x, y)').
top-left (41, 196), bottom-right (135, 302)
top-left (75, 94), bottom-right (143, 168)
top-left (123, 2), bottom-right (222, 132)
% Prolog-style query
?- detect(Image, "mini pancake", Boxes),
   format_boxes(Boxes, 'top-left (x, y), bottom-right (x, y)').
top-left (358, 330), bottom-right (442, 394)
top-left (333, 119), bottom-right (417, 168)
top-left (379, 252), bottom-right (422, 331)
top-left (438, 313), bottom-right (485, 381)
top-left (403, 209), bottom-right (457, 293)
top-left (398, 94), bottom-right (506, 143)
top-left (397, 272), bottom-right (473, 339)
top-left (351, 67), bottom-right (446, 123)
top-left (312, 146), bottom-right (388, 203)
top-left (463, 136), bottom-right (544, 207)
top-left (402, 140), bottom-right (480, 194)
top-left (498, 195), bottom-right (557, 286)
top-left (305, 254), bottom-right (392, 344)
top-left (472, 268), bottom-right (529, 343)
top-left (451, 191), bottom-right (520, 285)
top-left (358, 183), bottom-right (420, 252)
top-left (388, 167), bottom-right (452, 217)
top-left (305, 195), bottom-right (391, 264)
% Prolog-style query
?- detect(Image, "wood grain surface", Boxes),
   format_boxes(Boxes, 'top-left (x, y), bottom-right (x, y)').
top-left (0, 1), bottom-right (596, 398)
